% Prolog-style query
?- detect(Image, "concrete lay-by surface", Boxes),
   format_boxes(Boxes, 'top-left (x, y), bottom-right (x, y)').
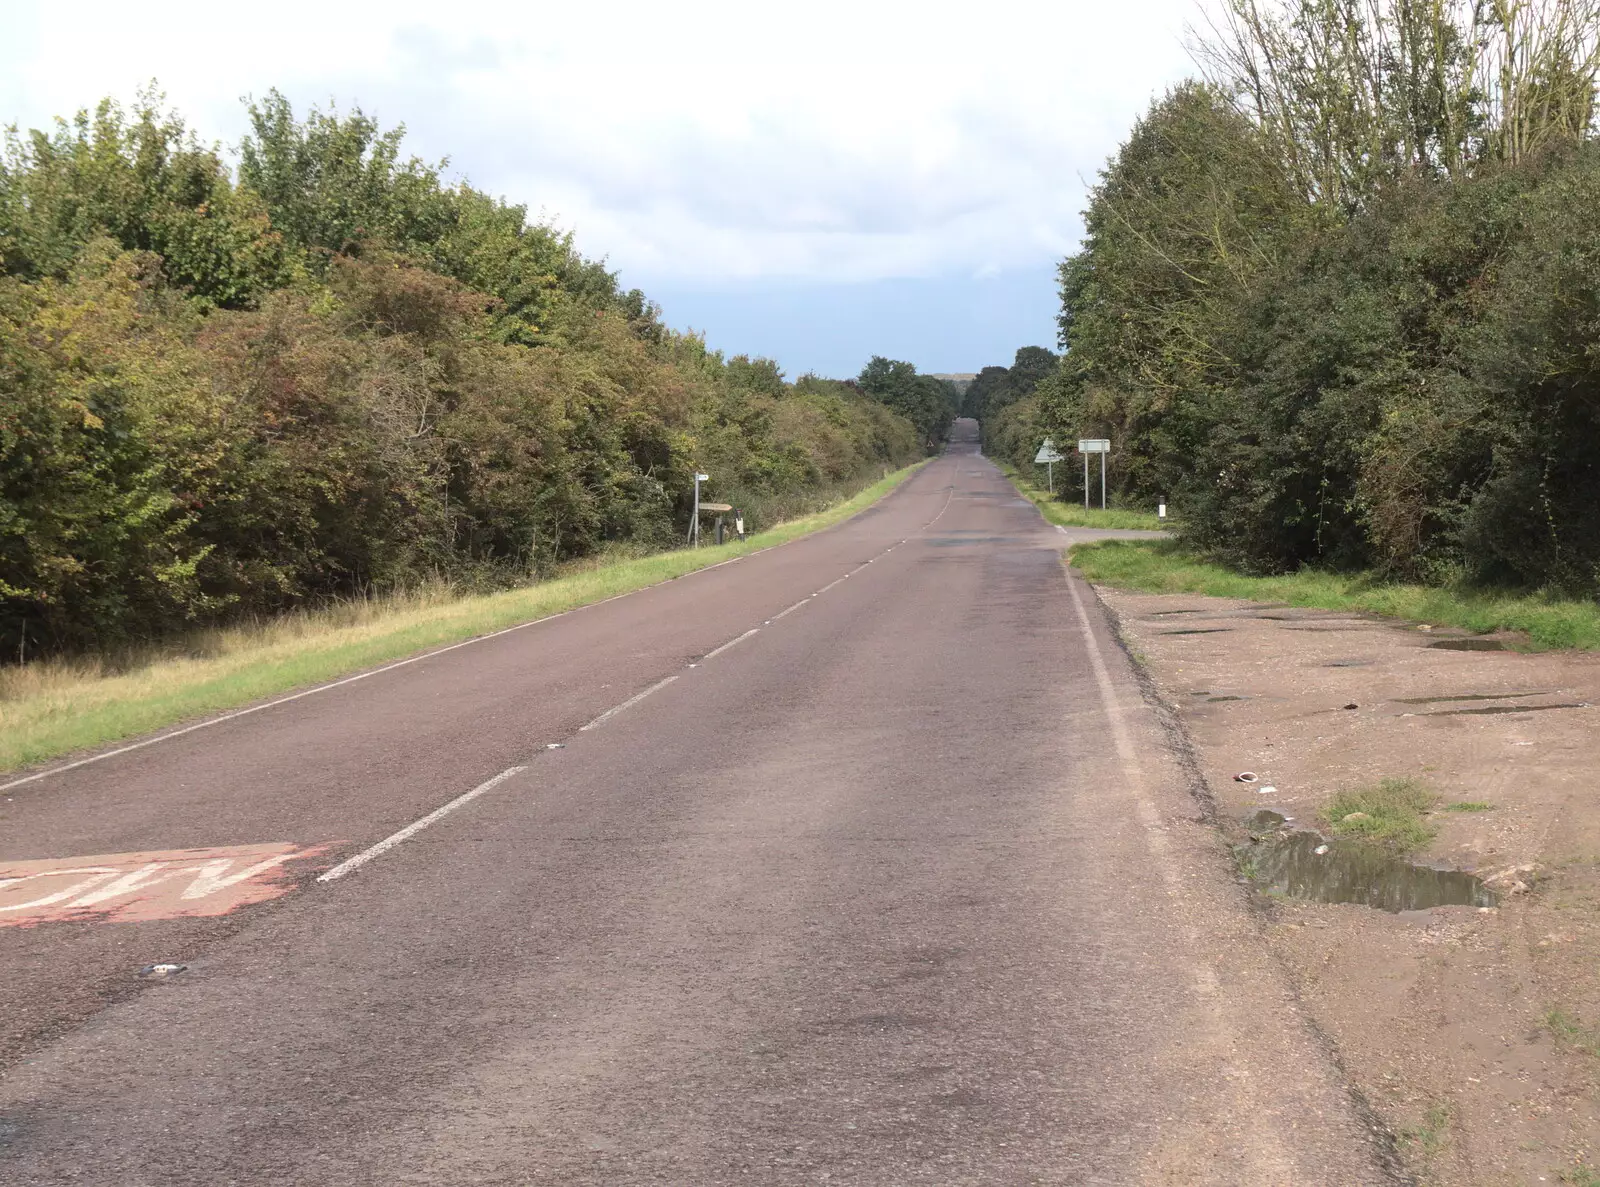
top-left (1, 421), bottom-right (1394, 1184)
top-left (1101, 589), bottom-right (1600, 1184)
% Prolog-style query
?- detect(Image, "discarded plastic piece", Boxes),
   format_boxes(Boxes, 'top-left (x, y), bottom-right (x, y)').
top-left (140, 963), bottom-right (187, 978)
top-left (1235, 772), bottom-right (1260, 783)
top-left (545, 743), bottom-right (565, 750)
top-left (1313, 844), bottom-right (1330, 855)
top-left (1258, 785), bottom-right (1278, 795)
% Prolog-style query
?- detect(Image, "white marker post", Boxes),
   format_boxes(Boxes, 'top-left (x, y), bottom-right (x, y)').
top-left (1077, 439), bottom-right (1110, 510)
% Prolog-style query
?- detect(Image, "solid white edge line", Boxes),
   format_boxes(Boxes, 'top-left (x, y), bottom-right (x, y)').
top-left (578, 674), bottom-right (680, 732)
top-left (0, 467), bottom-right (936, 794)
top-left (0, 584), bottom-right (654, 794)
top-left (316, 765), bottom-right (528, 883)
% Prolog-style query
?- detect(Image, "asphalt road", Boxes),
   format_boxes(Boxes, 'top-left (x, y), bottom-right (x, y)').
top-left (0, 421), bottom-right (1395, 1184)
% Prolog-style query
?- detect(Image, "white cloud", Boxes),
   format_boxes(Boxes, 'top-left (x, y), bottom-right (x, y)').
top-left (2, 0), bottom-right (1203, 288)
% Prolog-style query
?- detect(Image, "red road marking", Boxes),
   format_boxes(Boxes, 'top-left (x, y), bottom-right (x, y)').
top-left (0, 843), bottom-right (335, 927)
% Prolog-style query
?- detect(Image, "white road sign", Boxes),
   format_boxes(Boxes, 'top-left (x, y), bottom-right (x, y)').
top-left (1078, 439), bottom-right (1111, 454)
top-left (1034, 439), bottom-right (1065, 464)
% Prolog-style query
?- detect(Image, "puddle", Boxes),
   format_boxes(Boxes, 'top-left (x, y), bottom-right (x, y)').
top-left (1394, 691), bottom-right (1547, 705)
top-left (1239, 819), bottom-right (1496, 912)
top-left (1160, 628), bottom-right (1232, 636)
top-left (1423, 702), bottom-right (1588, 717)
top-left (1429, 637), bottom-right (1509, 651)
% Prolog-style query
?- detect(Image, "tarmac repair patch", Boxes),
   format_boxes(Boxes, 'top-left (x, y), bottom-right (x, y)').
top-left (0, 843), bottom-right (333, 927)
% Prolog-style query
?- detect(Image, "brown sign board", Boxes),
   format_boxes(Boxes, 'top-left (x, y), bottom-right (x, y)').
top-left (698, 503), bottom-right (734, 513)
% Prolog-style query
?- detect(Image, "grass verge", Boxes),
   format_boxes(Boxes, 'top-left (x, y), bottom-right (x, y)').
top-left (1069, 537), bottom-right (1600, 650)
top-left (1322, 777), bottom-right (1438, 852)
top-left (999, 464), bottom-right (1168, 531)
top-left (0, 463), bottom-right (924, 775)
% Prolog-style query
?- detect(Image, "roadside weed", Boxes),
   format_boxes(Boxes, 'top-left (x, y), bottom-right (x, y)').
top-left (1442, 802), bottom-right (1494, 812)
top-left (1400, 1099), bottom-right (1454, 1160)
top-left (1545, 1009), bottom-right (1600, 1060)
top-left (1323, 779), bottom-right (1438, 852)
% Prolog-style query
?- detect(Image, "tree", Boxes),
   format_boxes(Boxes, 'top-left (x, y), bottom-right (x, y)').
top-left (856, 356), bottom-right (956, 449)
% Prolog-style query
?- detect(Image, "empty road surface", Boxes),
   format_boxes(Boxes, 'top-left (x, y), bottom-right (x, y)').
top-left (0, 421), bottom-right (1395, 1184)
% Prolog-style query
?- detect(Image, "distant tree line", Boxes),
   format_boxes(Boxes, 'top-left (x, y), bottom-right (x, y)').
top-left (0, 90), bottom-right (929, 659)
top-left (855, 357), bottom-right (960, 448)
top-left (984, 0), bottom-right (1600, 591)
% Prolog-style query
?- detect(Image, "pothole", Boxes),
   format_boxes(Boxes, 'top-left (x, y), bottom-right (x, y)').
top-left (1394, 691), bottom-right (1549, 704)
top-left (1239, 812), bottom-right (1496, 912)
top-left (1160, 628), bottom-right (1233, 636)
top-left (1429, 637), bottom-right (1510, 651)
top-left (1422, 702), bottom-right (1588, 717)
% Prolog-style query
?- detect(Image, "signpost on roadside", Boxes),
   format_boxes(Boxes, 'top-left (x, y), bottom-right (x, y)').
top-left (689, 472), bottom-right (710, 546)
top-left (1034, 438), bottom-right (1065, 493)
top-left (1077, 439), bottom-right (1110, 510)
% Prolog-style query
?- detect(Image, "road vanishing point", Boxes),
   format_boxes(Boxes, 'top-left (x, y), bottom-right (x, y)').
top-left (0, 421), bottom-right (1396, 1184)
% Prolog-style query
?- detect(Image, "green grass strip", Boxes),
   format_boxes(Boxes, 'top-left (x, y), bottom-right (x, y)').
top-left (1069, 538), bottom-right (1600, 651)
top-left (1322, 777), bottom-right (1437, 852)
top-left (0, 463), bottom-right (925, 775)
top-left (999, 463), bottom-right (1168, 531)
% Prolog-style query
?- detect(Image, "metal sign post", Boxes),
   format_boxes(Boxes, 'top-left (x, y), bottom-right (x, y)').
top-left (689, 472), bottom-right (709, 546)
top-left (1077, 439), bottom-right (1110, 510)
top-left (1034, 439), bottom-right (1065, 494)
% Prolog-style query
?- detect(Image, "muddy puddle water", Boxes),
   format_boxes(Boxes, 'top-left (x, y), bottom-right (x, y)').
top-left (1240, 812), bottom-right (1496, 913)
top-left (1429, 637), bottom-right (1509, 651)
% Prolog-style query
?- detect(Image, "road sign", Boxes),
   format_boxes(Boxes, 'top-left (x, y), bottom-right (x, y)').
top-left (698, 502), bottom-right (733, 513)
top-left (1077, 440), bottom-right (1111, 510)
top-left (689, 472), bottom-right (712, 546)
top-left (1034, 439), bottom-right (1065, 464)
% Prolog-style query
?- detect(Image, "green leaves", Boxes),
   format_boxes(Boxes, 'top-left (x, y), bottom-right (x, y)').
top-left (856, 356), bottom-right (957, 450)
top-left (0, 91), bottom-right (928, 661)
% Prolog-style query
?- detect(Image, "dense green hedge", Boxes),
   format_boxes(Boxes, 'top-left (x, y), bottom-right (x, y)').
top-left (0, 93), bottom-right (923, 658)
top-left (986, 1), bottom-right (1600, 594)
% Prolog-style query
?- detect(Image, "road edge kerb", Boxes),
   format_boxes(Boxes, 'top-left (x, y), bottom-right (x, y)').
top-left (1081, 575), bottom-right (1415, 1186)
top-left (0, 461), bottom-right (931, 790)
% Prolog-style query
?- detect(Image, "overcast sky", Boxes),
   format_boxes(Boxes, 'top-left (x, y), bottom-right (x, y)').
top-left (2, 0), bottom-right (1203, 378)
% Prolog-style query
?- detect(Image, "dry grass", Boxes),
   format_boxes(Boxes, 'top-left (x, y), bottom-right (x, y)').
top-left (0, 463), bottom-right (923, 774)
